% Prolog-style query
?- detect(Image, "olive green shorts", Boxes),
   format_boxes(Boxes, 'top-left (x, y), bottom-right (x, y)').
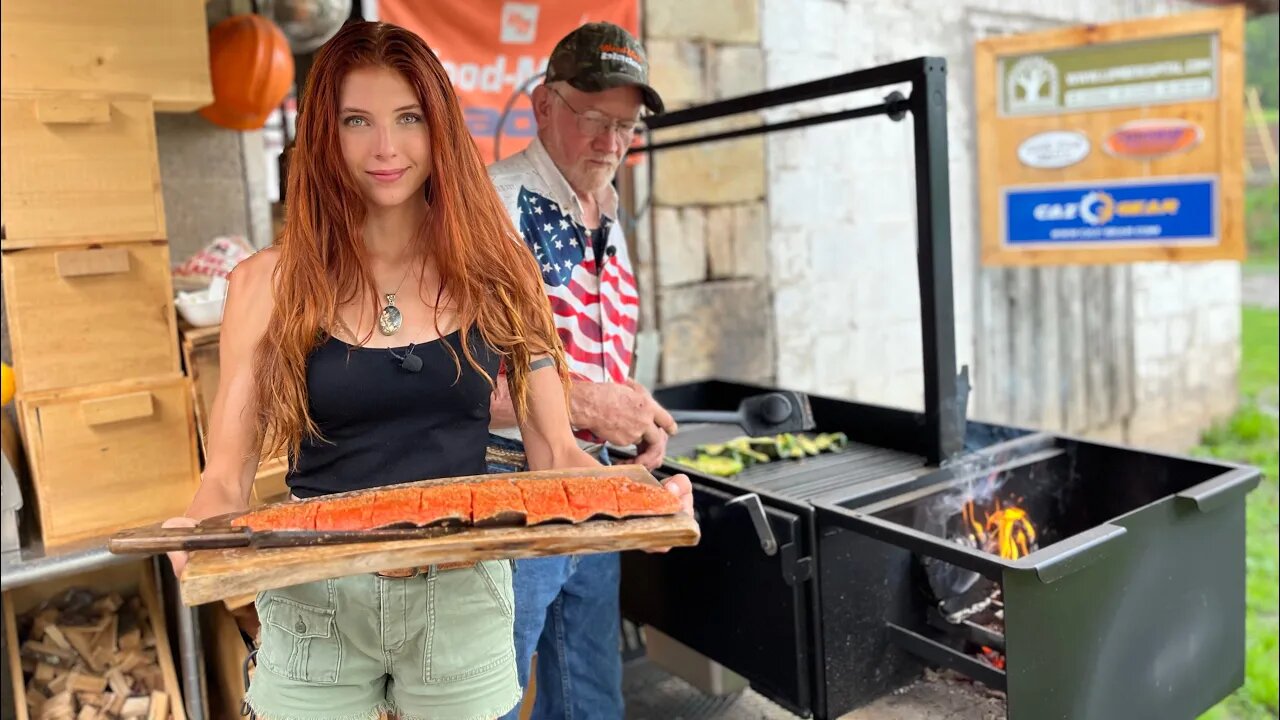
top-left (244, 560), bottom-right (521, 720)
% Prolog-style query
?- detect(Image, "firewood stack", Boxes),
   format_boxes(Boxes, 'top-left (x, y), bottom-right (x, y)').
top-left (16, 587), bottom-right (172, 720)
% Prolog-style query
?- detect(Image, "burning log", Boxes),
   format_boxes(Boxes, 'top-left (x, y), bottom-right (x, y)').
top-left (14, 587), bottom-right (174, 719)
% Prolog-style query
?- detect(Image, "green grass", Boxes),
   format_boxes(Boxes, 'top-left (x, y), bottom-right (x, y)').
top-left (1245, 184), bottom-right (1278, 265)
top-left (1197, 307), bottom-right (1279, 720)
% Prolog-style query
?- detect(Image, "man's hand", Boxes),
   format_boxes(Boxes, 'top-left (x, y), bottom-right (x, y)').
top-left (626, 380), bottom-right (677, 469)
top-left (576, 381), bottom-right (677, 449)
top-left (633, 423), bottom-right (669, 469)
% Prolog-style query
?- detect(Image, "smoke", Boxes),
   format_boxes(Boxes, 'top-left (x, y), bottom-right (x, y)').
top-left (923, 451), bottom-right (1009, 534)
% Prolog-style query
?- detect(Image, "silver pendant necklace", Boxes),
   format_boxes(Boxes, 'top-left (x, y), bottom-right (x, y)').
top-left (377, 264), bottom-right (414, 336)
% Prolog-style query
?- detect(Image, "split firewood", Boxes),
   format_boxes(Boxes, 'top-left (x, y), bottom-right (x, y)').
top-left (44, 624), bottom-right (73, 652)
top-left (39, 690), bottom-right (74, 720)
top-left (115, 650), bottom-right (146, 674)
top-left (17, 586), bottom-right (173, 720)
top-left (63, 628), bottom-right (104, 673)
top-left (96, 615), bottom-right (119, 654)
top-left (31, 608), bottom-right (60, 638)
top-left (146, 691), bottom-right (168, 720)
top-left (21, 639), bottom-right (78, 668)
top-left (75, 690), bottom-right (105, 708)
top-left (35, 661), bottom-right (58, 685)
top-left (106, 668), bottom-right (132, 697)
top-left (26, 682), bottom-right (48, 716)
top-left (116, 626), bottom-right (141, 652)
top-left (92, 593), bottom-right (124, 614)
top-left (91, 646), bottom-right (116, 674)
top-left (67, 671), bottom-right (108, 694)
top-left (118, 695), bottom-right (150, 718)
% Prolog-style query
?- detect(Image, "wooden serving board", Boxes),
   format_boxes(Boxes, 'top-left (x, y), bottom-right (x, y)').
top-left (166, 465), bottom-right (699, 606)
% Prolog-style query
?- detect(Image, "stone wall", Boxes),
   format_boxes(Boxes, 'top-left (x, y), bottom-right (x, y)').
top-left (639, 0), bottom-right (1238, 451)
top-left (642, 0), bottom-right (775, 386)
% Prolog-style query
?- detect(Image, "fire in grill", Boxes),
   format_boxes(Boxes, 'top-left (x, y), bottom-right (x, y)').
top-left (925, 491), bottom-right (1041, 673)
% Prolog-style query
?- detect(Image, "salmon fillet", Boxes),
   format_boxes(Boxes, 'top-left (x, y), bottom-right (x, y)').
top-left (471, 480), bottom-right (528, 527)
top-left (231, 501), bottom-right (319, 532)
top-left (515, 479), bottom-right (573, 525)
top-left (561, 478), bottom-right (621, 522)
top-left (420, 484), bottom-right (473, 526)
top-left (314, 495), bottom-right (373, 531)
top-left (367, 486), bottom-right (424, 528)
top-left (611, 477), bottom-right (681, 517)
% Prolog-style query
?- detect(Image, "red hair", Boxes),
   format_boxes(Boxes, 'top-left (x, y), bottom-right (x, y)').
top-left (255, 21), bottom-right (568, 465)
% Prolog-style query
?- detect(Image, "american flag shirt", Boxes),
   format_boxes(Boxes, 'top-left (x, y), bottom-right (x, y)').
top-left (489, 138), bottom-right (640, 388)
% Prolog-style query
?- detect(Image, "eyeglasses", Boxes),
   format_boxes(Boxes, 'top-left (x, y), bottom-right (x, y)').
top-left (548, 86), bottom-right (643, 142)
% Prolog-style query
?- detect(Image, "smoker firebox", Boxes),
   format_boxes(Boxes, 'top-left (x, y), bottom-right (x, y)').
top-left (818, 431), bottom-right (1259, 719)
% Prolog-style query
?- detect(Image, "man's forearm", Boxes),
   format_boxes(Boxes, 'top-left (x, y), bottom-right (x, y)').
top-left (490, 375), bottom-right (605, 432)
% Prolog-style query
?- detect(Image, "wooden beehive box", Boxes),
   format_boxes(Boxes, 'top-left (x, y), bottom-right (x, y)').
top-left (0, 93), bottom-right (167, 249)
top-left (3, 243), bottom-right (181, 394)
top-left (0, 0), bottom-right (212, 113)
top-left (16, 376), bottom-right (201, 549)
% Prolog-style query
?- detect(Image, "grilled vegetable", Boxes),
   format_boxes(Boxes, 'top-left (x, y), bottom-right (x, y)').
top-left (672, 431), bottom-right (851, 477)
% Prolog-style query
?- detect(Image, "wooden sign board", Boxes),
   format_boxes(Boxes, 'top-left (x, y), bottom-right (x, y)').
top-left (976, 7), bottom-right (1244, 266)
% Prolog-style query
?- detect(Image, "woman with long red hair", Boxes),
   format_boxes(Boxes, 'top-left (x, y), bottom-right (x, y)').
top-left (164, 21), bottom-right (692, 720)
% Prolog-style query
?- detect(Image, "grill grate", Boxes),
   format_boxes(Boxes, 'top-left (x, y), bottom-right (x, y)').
top-left (665, 424), bottom-right (929, 502)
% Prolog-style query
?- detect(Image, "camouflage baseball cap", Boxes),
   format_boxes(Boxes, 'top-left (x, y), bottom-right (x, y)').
top-left (545, 22), bottom-right (664, 114)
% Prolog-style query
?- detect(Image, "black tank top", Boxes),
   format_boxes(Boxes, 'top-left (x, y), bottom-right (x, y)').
top-left (286, 328), bottom-right (501, 499)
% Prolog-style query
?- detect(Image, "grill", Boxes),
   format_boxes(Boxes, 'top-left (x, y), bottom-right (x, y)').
top-left (619, 57), bottom-right (1261, 720)
top-left (620, 383), bottom-right (1258, 720)
top-left (665, 424), bottom-right (929, 504)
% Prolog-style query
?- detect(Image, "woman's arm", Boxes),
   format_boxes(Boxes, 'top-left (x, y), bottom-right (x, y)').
top-left (164, 250), bottom-right (279, 572)
top-left (512, 359), bottom-right (600, 471)
top-left (512, 359), bottom-right (695, 518)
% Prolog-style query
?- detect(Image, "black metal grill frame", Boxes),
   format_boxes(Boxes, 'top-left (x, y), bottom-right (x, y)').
top-left (633, 57), bottom-right (965, 467)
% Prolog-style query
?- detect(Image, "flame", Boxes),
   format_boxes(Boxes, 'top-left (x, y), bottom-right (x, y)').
top-left (981, 646), bottom-right (1006, 670)
top-left (964, 498), bottom-right (1037, 560)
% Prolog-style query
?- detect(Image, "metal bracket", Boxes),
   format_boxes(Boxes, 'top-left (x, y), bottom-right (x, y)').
top-left (884, 90), bottom-right (909, 121)
top-left (780, 543), bottom-right (813, 585)
top-left (727, 493), bottom-right (778, 556)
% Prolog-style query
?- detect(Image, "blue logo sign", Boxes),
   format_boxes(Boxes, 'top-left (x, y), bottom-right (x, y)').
top-left (1002, 177), bottom-right (1216, 247)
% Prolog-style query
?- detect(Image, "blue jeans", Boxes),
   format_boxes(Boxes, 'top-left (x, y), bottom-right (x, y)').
top-left (487, 434), bottom-right (624, 720)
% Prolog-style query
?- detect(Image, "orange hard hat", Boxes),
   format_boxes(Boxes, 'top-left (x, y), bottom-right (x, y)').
top-left (201, 14), bottom-right (295, 131)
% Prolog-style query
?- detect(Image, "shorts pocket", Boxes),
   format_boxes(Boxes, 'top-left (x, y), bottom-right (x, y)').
top-left (257, 593), bottom-right (342, 684)
top-left (423, 561), bottom-right (516, 684)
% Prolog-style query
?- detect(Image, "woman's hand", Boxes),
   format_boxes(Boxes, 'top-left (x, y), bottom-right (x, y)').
top-left (161, 516), bottom-right (199, 576)
top-left (662, 473), bottom-right (695, 517)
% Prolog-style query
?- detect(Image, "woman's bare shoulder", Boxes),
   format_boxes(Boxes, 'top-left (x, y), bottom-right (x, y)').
top-left (224, 246), bottom-right (280, 331)
top-left (232, 246), bottom-right (280, 283)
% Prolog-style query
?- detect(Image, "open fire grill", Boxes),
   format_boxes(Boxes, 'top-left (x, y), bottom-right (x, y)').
top-left (618, 58), bottom-right (1261, 720)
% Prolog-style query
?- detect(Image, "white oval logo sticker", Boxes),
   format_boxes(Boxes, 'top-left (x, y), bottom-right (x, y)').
top-left (1016, 131), bottom-right (1091, 169)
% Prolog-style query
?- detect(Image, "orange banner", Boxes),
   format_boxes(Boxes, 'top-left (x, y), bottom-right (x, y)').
top-left (377, 0), bottom-right (639, 164)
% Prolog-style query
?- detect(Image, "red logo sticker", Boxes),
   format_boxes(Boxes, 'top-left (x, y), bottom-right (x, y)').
top-left (1104, 119), bottom-right (1203, 159)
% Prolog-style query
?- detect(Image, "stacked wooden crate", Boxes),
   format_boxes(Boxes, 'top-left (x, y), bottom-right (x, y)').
top-left (179, 326), bottom-right (289, 507)
top-left (1, 0), bottom-right (213, 549)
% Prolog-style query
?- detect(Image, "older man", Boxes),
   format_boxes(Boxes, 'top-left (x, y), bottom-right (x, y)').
top-left (486, 22), bottom-right (677, 720)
